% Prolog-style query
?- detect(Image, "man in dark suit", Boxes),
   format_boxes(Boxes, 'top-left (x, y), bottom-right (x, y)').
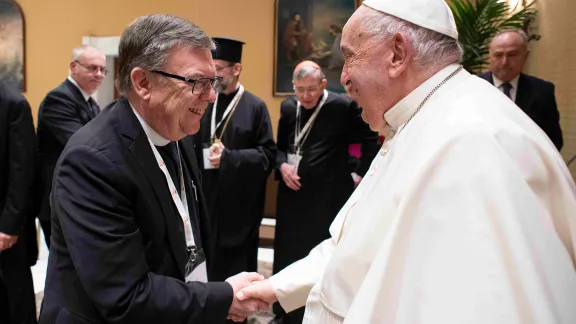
top-left (479, 28), bottom-right (563, 151)
top-left (36, 44), bottom-right (106, 247)
top-left (0, 80), bottom-right (37, 324)
top-left (38, 14), bottom-right (267, 324)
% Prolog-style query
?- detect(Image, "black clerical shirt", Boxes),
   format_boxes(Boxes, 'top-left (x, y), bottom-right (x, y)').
top-left (214, 87), bottom-right (240, 137)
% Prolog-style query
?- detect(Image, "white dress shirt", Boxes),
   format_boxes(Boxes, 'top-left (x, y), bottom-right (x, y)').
top-left (129, 103), bottom-right (170, 147)
top-left (67, 76), bottom-right (92, 102)
top-left (492, 74), bottom-right (519, 102)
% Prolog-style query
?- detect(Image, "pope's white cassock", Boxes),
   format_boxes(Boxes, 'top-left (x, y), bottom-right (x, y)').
top-left (268, 53), bottom-right (576, 324)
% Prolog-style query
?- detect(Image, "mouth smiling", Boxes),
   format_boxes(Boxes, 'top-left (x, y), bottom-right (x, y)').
top-left (189, 108), bottom-right (205, 115)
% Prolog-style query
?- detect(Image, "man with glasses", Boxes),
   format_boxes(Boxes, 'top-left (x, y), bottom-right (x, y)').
top-left (35, 44), bottom-right (106, 247)
top-left (271, 60), bottom-right (380, 323)
top-left (193, 37), bottom-right (276, 287)
top-left (38, 15), bottom-right (267, 324)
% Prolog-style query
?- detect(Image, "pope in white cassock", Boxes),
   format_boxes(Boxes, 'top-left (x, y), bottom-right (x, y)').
top-left (237, 0), bottom-right (576, 323)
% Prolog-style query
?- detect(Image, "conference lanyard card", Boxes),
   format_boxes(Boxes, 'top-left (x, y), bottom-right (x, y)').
top-left (202, 143), bottom-right (217, 170)
top-left (185, 247), bottom-right (207, 282)
top-left (287, 145), bottom-right (303, 171)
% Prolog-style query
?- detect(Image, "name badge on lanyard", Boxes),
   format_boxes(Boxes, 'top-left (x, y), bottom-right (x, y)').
top-left (147, 139), bottom-right (207, 282)
top-left (290, 89), bottom-right (329, 172)
top-left (203, 85), bottom-right (245, 170)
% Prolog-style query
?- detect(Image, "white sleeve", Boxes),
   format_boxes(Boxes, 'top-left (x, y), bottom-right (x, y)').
top-left (269, 238), bottom-right (336, 312)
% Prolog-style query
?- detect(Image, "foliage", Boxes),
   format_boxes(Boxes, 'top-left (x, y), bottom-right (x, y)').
top-left (448, 0), bottom-right (538, 73)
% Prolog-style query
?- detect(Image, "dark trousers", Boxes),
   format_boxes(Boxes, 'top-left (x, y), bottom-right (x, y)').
top-left (0, 240), bottom-right (37, 324)
top-left (210, 237), bottom-right (259, 324)
top-left (209, 237), bottom-right (259, 281)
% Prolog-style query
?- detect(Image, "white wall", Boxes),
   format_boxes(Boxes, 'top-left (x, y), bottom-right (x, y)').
top-left (83, 36), bottom-right (120, 109)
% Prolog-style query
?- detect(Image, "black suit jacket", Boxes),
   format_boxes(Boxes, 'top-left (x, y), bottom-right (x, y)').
top-left (0, 80), bottom-right (37, 324)
top-left (38, 99), bottom-right (233, 324)
top-left (36, 79), bottom-right (99, 223)
top-left (0, 80), bottom-right (36, 236)
top-left (479, 72), bottom-right (563, 150)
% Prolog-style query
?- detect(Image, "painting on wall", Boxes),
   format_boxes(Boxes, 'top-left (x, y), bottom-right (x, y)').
top-left (0, 0), bottom-right (25, 91)
top-left (274, 0), bottom-right (358, 95)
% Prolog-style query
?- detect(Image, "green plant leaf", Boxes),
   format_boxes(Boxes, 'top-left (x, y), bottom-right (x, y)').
top-left (448, 0), bottom-right (538, 74)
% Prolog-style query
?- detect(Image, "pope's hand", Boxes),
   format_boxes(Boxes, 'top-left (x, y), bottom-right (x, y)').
top-left (225, 272), bottom-right (269, 322)
top-left (280, 163), bottom-right (301, 191)
top-left (236, 279), bottom-right (278, 305)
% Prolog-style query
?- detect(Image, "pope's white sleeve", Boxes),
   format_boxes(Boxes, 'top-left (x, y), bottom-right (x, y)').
top-left (268, 238), bottom-right (336, 312)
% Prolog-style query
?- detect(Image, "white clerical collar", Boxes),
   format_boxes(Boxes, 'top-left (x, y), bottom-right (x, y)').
top-left (492, 74), bottom-right (519, 90)
top-left (384, 63), bottom-right (461, 131)
top-left (129, 102), bottom-right (170, 146)
top-left (67, 76), bottom-right (92, 102)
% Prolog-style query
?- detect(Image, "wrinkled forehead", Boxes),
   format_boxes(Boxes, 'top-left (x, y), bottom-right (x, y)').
top-left (341, 7), bottom-right (372, 56)
top-left (293, 74), bottom-right (322, 87)
top-left (166, 45), bottom-right (216, 78)
top-left (491, 32), bottom-right (527, 51)
top-left (78, 50), bottom-right (106, 64)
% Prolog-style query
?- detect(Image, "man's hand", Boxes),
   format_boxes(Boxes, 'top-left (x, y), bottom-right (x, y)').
top-left (209, 142), bottom-right (225, 168)
top-left (353, 174), bottom-right (362, 188)
top-left (280, 163), bottom-right (301, 191)
top-left (0, 232), bottom-right (18, 251)
top-left (236, 279), bottom-right (278, 305)
top-left (208, 154), bottom-right (222, 168)
top-left (225, 272), bottom-right (269, 322)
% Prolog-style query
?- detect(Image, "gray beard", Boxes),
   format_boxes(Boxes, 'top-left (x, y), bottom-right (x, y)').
top-left (215, 79), bottom-right (230, 94)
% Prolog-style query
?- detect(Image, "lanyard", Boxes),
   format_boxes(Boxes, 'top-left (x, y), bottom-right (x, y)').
top-left (148, 139), bottom-right (196, 248)
top-left (210, 84), bottom-right (245, 142)
top-left (294, 89), bottom-right (328, 150)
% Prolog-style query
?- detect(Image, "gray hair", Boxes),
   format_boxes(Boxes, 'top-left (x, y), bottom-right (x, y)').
top-left (492, 28), bottom-right (529, 45)
top-left (359, 8), bottom-right (463, 71)
top-left (293, 65), bottom-right (326, 82)
top-left (71, 45), bottom-right (104, 61)
top-left (115, 14), bottom-right (215, 97)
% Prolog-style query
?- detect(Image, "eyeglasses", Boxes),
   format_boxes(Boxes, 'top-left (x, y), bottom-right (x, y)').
top-left (294, 86), bottom-right (320, 94)
top-left (150, 70), bottom-right (222, 95)
top-left (215, 64), bottom-right (234, 72)
top-left (75, 60), bottom-right (107, 75)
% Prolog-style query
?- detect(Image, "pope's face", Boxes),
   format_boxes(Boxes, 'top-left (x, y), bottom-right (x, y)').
top-left (340, 6), bottom-right (394, 132)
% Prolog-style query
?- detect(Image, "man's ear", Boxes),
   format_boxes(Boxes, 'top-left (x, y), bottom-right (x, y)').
top-left (389, 33), bottom-right (410, 79)
top-left (131, 68), bottom-right (152, 100)
top-left (233, 63), bottom-right (242, 77)
top-left (320, 78), bottom-right (328, 90)
top-left (69, 61), bottom-right (77, 75)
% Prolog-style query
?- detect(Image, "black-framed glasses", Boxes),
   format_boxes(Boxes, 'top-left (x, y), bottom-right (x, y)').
top-left (215, 64), bottom-right (234, 72)
top-left (150, 70), bottom-right (222, 95)
top-left (75, 60), bottom-right (107, 75)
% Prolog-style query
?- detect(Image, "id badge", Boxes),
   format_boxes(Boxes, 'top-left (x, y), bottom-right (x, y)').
top-left (287, 152), bottom-right (302, 171)
top-left (202, 143), bottom-right (216, 170)
top-left (185, 248), bottom-right (207, 282)
top-left (185, 261), bottom-right (208, 282)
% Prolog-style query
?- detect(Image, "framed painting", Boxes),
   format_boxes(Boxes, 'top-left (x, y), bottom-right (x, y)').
top-left (273, 0), bottom-right (359, 96)
top-left (0, 0), bottom-right (25, 91)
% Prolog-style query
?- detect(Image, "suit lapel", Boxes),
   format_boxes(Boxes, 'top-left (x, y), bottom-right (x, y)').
top-left (118, 100), bottom-right (188, 277)
top-left (515, 74), bottom-right (530, 114)
top-left (63, 79), bottom-right (96, 120)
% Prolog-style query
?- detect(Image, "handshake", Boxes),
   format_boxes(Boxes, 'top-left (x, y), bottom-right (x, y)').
top-left (225, 272), bottom-right (278, 322)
